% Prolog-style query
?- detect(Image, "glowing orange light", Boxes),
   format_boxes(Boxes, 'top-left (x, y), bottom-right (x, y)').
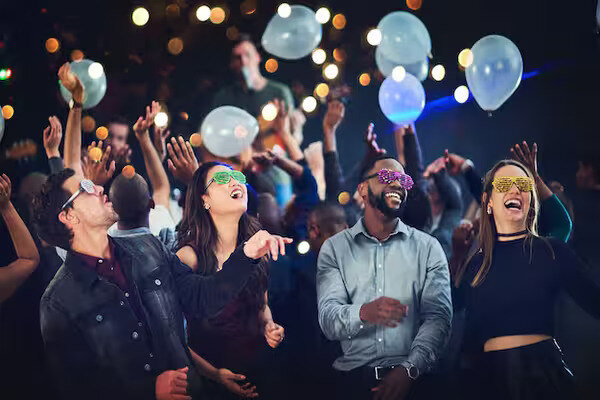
top-left (167, 38), bottom-right (184, 55)
top-left (332, 14), bottom-right (346, 30)
top-left (180, 112), bottom-right (189, 121)
top-left (166, 4), bottom-right (180, 17)
top-left (45, 38), bottom-right (60, 53)
top-left (82, 116), bottom-right (96, 133)
top-left (314, 83), bottom-right (330, 98)
top-left (333, 48), bottom-right (346, 63)
top-left (210, 7), bottom-right (226, 24)
top-left (122, 165), bottom-right (136, 179)
top-left (95, 126), bottom-right (109, 140)
top-left (359, 73), bottom-right (371, 86)
top-left (189, 133), bottom-right (203, 147)
top-left (406, 0), bottom-right (423, 10)
top-left (88, 147), bottom-right (103, 162)
top-left (2, 105), bottom-right (14, 120)
top-left (338, 191), bottom-right (350, 205)
top-left (265, 58), bottom-right (278, 73)
top-left (70, 50), bottom-right (84, 61)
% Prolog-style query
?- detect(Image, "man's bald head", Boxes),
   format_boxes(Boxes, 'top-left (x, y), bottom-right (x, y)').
top-left (109, 173), bottom-right (152, 227)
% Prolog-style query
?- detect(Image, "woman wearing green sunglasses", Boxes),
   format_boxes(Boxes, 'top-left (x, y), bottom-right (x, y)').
top-left (176, 161), bottom-right (285, 399)
top-left (452, 159), bottom-right (600, 400)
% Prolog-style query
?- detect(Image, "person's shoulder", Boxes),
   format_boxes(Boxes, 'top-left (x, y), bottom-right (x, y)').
top-left (265, 79), bottom-right (292, 96)
top-left (405, 225), bottom-right (442, 248)
top-left (176, 245), bottom-right (198, 271)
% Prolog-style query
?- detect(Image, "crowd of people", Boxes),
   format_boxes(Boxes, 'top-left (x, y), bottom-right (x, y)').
top-left (1, 35), bottom-right (600, 400)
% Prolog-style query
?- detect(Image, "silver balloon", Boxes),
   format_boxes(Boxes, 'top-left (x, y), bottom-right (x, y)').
top-left (59, 59), bottom-right (107, 109)
top-left (375, 46), bottom-right (429, 81)
top-left (377, 11), bottom-right (431, 65)
top-left (261, 5), bottom-right (322, 60)
top-left (201, 106), bottom-right (259, 158)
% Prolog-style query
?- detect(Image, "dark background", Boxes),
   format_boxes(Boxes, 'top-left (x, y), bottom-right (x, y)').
top-left (0, 0), bottom-right (598, 191)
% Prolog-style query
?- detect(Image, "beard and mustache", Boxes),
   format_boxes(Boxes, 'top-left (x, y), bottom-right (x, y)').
top-left (367, 185), bottom-right (407, 219)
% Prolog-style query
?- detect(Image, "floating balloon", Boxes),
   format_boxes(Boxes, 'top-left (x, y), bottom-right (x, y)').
top-left (378, 73), bottom-right (426, 126)
top-left (465, 35), bottom-right (523, 112)
top-left (377, 11), bottom-right (431, 65)
top-left (375, 46), bottom-right (429, 81)
top-left (261, 5), bottom-right (322, 60)
top-left (201, 106), bottom-right (259, 158)
top-left (59, 59), bottom-right (107, 109)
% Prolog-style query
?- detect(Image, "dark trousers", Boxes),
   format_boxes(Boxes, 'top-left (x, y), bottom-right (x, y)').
top-left (461, 339), bottom-right (577, 400)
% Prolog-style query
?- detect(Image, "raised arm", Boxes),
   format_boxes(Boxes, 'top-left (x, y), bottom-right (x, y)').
top-left (133, 101), bottom-right (171, 209)
top-left (272, 99), bottom-right (304, 162)
top-left (0, 174), bottom-right (40, 303)
top-left (167, 137), bottom-right (199, 186)
top-left (58, 62), bottom-right (84, 177)
top-left (43, 116), bottom-right (65, 173)
top-left (322, 100), bottom-right (346, 202)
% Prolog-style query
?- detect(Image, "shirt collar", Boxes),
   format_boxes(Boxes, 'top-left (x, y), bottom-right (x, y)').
top-left (110, 227), bottom-right (152, 237)
top-left (66, 238), bottom-right (118, 287)
top-left (349, 217), bottom-right (409, 241)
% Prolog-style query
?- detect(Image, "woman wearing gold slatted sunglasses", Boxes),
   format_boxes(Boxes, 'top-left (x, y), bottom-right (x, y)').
top-left (453, 159), bottom-right (600, 400)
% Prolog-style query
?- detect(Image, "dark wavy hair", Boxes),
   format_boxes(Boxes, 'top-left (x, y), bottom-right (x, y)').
top-left (177, 162), bottom-right (268, 335)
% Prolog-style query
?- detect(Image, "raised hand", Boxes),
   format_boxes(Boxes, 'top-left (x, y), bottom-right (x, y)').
top-left (271, 98), bottom-right (290, 136)
top-left (167, 136), bottom-right (199, 185)
top-left (217, 369), bottom-right (258, 398)
top-left (442, 150), bottom-right (467, 176)
top-left (133, 101), bottom-right (161, 139)
top-left (0, 174), bottom-right (11, 210)
top-left (243, 230), bottom-right (292, 261)
top-left (510, 141), bottom-right (538, 177)
top-left (43, 116), bottom-right (63, 158)
top-left (372, 367), bottom-right (411, 400)
top-left (252, 150), bottom-right (277, 169)
top-left (423, 157), bottom-right (447, 178)
top-left (323, 100), bottom-right (345, 134)
top-left (265, 321), bottom-right (285, 348)
top-left (82, 142), bottom-right (116, 186)
top-left (154, 125), bottom-right (171, 162)
top-left (359, 296), bottom-right (408, 328)
top-left (365, 123), bottom-right (387, 159)
top-left (58, 62), bottom-right (84, 103)
top-left (155, 367), bottom-right (190, 400)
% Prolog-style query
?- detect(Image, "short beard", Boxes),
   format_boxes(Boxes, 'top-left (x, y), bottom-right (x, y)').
top-left (367, 185), bottom-right (406, 219)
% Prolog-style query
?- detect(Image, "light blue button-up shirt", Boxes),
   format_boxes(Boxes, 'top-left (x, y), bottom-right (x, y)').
top-left (317, 217), bottom-right (452, 372)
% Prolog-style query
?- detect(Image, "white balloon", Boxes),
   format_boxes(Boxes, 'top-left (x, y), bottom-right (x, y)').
top-left (378, 73), bottom-right (426, 126)
top-left (261, 5), bottom-right (322, 60)
top-left (59, 59), bottom-right (107, 109)
top-left (377, 11), bottom-right (431, 65)
top-left (201, 106), bottom-right (259, 158)
top-left (375, 46), bottom-right (428, 81)
top-left (465, 35), bottom-right (523, 111)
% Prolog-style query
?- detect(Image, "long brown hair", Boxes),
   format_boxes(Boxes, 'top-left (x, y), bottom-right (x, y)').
top-left (455, 160), bottom-right (543, 287)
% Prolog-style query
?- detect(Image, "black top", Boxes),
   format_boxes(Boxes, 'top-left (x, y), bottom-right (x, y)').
top-left (458, 236), bottom-right (600, 352)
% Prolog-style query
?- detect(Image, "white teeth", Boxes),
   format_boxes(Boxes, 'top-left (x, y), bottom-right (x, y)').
top-left (385, 192), bottom-right (401, 200)
top-left (504, 199), bottom-right (521, 209)
top-left (231, 189), bottom-right (243, 199)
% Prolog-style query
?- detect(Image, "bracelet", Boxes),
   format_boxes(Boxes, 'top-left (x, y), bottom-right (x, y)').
top-left (69, 99), bottom-right (83, 109)
top-left (461, 159), bottom-right (474, 173)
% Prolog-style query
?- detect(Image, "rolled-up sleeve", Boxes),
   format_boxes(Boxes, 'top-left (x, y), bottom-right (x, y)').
top-left (407, 239), bottom-right (453, 373)
top-left (317, 239), bottom-right (364, 341)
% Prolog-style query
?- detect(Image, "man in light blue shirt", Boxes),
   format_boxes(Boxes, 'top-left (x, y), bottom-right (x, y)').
top-left (317, 155), bottom-right (452, 399)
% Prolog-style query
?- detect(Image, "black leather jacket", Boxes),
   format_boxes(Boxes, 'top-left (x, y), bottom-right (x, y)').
top-left (40, 234), bottom-right (257, 400)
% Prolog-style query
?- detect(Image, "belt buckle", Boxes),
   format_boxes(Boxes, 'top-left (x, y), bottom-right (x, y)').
top-left (374, 366), bottom-right (394, 381)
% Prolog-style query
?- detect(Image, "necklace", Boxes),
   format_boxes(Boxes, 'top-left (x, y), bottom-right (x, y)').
top-left (497, 229), bottom-right (528, 237)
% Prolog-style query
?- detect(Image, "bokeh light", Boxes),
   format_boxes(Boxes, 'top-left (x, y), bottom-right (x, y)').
top-left (70, 49), bottom-right (84, 61)
top-left (240, 0), bottom-right (257, 15)
top-left (226, 26), bottom-right (240, 41)
top-left (88, 62), bottom-right (104, 79)
top-left (210, 7), bottom-right (226, 24)
top-left (132, 7), bottom-right (150, 26)
top-left (277, 3), bottom-right (291, 18)
top-left (301, 96), bottom-right (317, 113)
top-left (406, 0), bottom-right (423, 11)
top-left (196, 5), bottom-right (211, 21)
top-left (338, 191), bottom-right (350, 205)
top-left (454, 85), bottom-right (470, 103)
top-left (312, 48), bottom-right (326, 65)
top-left (167, 38), bottom-right (184, 55)
top-left (190, 133), bottom-right (203, 147)
top-left (332, 14), bottom-right (346, 30)
top-left (431, 64), bottom-right (446, 81)
top-left (333, 48), bottom-right (346, 62)
top-left (297, 240), bottom-right (310, 254)
top-left (366, 29), bottom-right (382, 46)
top-left (88, 147), bottom-right (102, 162)
top-left (166, 4), bottom-right (180, 18)
top-left (265, 58), bottom-right (279, 73)
top-left (392, 66), bottom-right (406, 82)
top-left (314, 83), bottom-right (330, 98)
top-left (262, 102), bottom-right (278, 121)
top-left (323, 63), bottom-right (339, 80)
top-left (315, 7), bottom-right (331, 24)
top-left (154, 112), bottom-right (169, 128)
top-left (2, 105), bottom-right (14, 120)
top-left (96, 126), bottom-right (108, 140)
top-left (82, 116), bottom-right (96, 133)
top-left (458, 48), bottom-right (474, 68)
top-left (359, 73), bottom-right (371, 86)
top-left (122, 165), bottom-right (136, 179)
top-left (180, 112), bottom-right (189, 120)
top-left (45, 38), bottom-right (60, 53)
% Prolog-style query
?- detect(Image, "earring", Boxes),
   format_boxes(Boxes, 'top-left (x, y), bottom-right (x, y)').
top-left (487, 206), bottom-right (492, 214)
top-left (204, 204), bottom-right (210, 210)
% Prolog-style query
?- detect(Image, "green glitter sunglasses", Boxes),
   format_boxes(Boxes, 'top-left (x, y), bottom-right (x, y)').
top-left (205, 170), bottom-right (247, 190)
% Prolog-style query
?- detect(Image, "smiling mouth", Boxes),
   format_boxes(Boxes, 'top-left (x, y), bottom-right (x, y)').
top-left (231, 188), bottom-right (243, 199)
top-left (504, 199), bottom-right (522, 210)
top-left (384, 192), bottom-right (402, 201)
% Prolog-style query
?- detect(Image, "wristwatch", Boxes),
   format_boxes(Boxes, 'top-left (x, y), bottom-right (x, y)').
top-left (69, 99), bottom-right (83, 109)
top-left (400, 361), bottom-right (420, 380)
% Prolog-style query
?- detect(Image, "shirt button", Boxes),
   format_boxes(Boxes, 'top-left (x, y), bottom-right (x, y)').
top-left (155, 279), bottom-right (161, 286)
top-left (359, 324), bottom-right (364, 329)
top-left (95, 314), bottom-right (103, 322)
top-left (378, 243), bottom-right (382, 247)
top-left (132, 331), bottom-right (139, 340)
top-left (98, 259), bottom-right (103, 264)
top-left (144, 364), bottom-right (151, 372)
top-left (378, 264), bottom-right (382, 268)
top-left (125, 292), bottom-right (130, 298)
top-left (378, 338), bottom-right (383, 342)
top-left (138, 322), bottom-right (143, 327)
top-left (379, 288), bottom-right (382, 293)
top-left (348, 336), bottom-right (351, 339)
top-left (149, 353), bottom-right (154, 358)
top-left (119, 301), bottom-right (125, 306)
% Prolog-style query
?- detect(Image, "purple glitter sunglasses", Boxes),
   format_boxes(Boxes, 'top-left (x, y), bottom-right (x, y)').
top-left (362, 169), bottom-right (414, 190)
